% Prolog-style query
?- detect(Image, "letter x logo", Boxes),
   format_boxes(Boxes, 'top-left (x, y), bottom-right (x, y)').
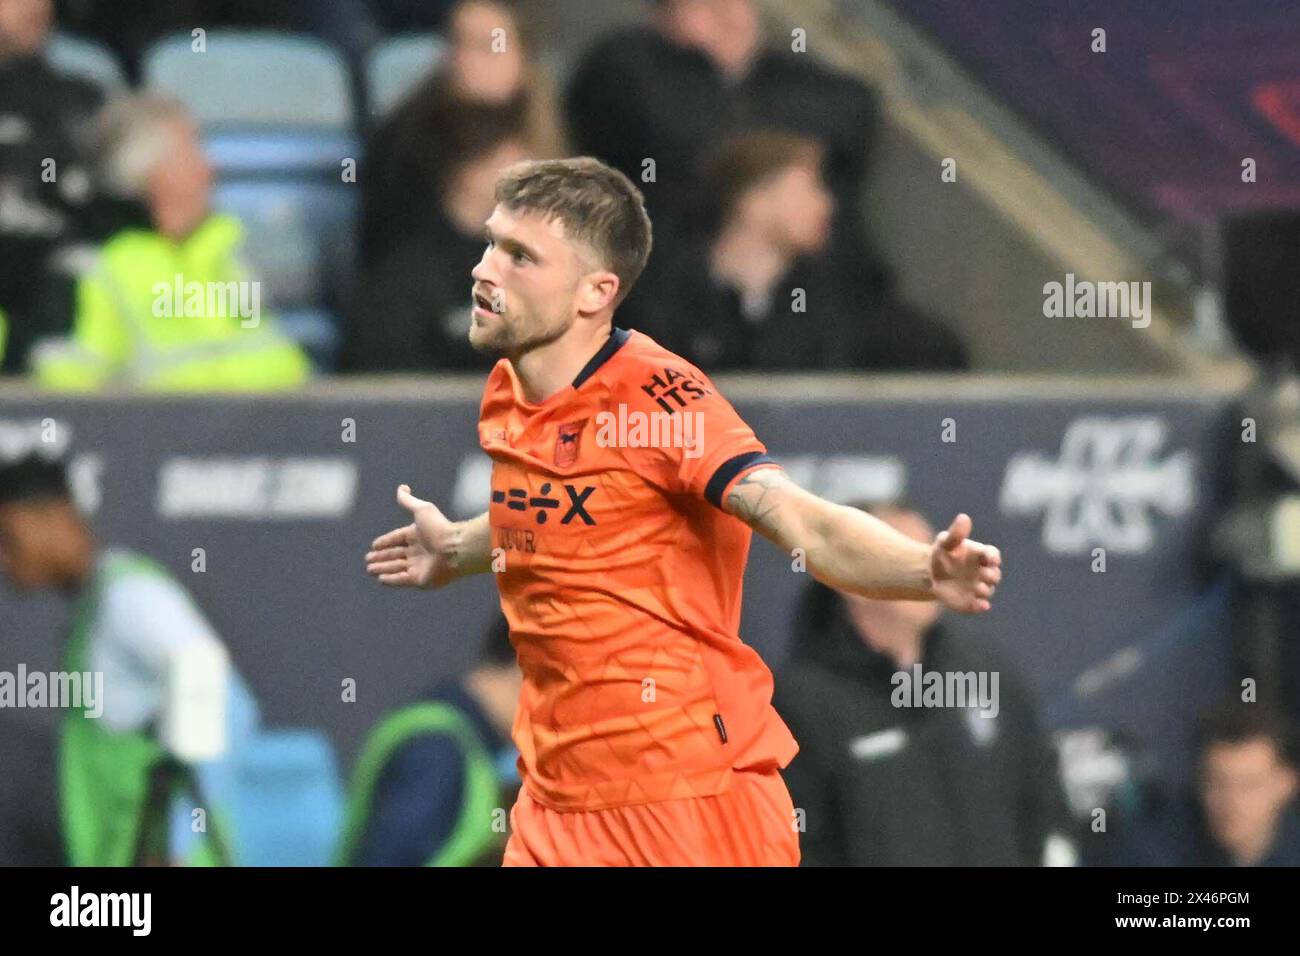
top-left (561, 484), bottom-right (596, 525)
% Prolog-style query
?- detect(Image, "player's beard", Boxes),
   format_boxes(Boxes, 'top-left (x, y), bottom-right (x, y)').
top-left (469, 299), bottom-right (572, 359)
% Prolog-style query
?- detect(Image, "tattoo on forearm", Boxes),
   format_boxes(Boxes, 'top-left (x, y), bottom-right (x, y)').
top-left (726, 468), bottom-right (786, 528)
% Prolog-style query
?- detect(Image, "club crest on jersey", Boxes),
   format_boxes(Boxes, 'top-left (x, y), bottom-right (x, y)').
top-left (555, 420), bottom-right (585, 467)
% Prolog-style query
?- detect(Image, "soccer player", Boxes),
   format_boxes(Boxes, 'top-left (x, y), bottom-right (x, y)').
top-left (364, 157), bottom-right (1003, 866)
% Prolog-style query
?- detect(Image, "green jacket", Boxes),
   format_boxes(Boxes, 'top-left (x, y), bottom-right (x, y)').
top-left (337, 702), bottom-right (503, 867)
top-left (33, 214), bottom-right (310, 391)
top-left (59, 551), bottom-right (229, 866)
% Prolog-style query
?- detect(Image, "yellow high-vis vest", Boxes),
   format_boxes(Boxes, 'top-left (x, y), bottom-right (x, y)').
top-left (33, 214), bottom-right (311, 391)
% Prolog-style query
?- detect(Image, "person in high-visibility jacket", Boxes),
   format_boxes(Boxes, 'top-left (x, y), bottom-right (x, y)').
top-left (30, 95), bottom-right (310, 391)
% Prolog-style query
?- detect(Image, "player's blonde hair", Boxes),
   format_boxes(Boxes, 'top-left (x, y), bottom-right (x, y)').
top-left (493, 157), bottom-right (653, 307)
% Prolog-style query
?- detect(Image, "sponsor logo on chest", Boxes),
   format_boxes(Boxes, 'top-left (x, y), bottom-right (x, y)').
top-left (489, 478), bottom-right (599, 559)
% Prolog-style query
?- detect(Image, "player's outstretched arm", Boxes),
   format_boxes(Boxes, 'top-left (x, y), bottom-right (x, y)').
top-left (365, 484), bottom-right (493, 590)
top-left (723, 467), bottom-right (1002, 613)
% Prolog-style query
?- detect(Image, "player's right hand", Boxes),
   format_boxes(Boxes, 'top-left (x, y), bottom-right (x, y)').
top-left (365, 484), bottom-right (457, 589)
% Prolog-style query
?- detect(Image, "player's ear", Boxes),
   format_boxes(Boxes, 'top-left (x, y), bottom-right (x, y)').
top-left (579, 270), bottom-right (621, 315)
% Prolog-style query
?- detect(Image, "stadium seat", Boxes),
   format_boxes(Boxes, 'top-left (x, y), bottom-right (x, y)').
top-left (44, 32), bottom-right (127, 91)
top-left (365, 33), bottom-right (448, 119)
top-left (212, 178), bottom-right (356, 310)
top-left (142, 31), bottom-right (360, 178)
top-left (222, 730), bottom-right (345, 867)
top-left (142, 30), bottom-right (354, 130)
top-left (202, 129), bottom-right (357, 177)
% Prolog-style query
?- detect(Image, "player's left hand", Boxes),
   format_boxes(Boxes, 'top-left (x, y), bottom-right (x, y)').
top-left (929, 513), bottom-right (1002, 613)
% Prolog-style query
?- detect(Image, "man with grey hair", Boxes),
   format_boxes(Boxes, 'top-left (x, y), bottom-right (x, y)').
top-left (94, 95), bottom-right (208, 233)
top-left (30, 93), bottom-right (310, 390)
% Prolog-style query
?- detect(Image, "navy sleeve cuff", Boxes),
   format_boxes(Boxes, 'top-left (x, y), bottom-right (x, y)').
top-left (705, 452), bottom-right (777, 510)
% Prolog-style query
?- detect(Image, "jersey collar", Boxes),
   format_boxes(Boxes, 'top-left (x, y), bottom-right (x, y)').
top-left (571, 327), bottom-right (631, 389)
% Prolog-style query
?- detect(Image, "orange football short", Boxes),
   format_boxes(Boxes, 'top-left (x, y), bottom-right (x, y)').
top-left (502, 768), bottom-right (801, 867)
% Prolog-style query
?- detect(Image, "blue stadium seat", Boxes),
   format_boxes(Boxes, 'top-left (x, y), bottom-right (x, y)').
top-left (143, 31), bottom-right (360, 178)
top-left (365, 33), bottom-right (448, 119)
top-left (142, 30), bottom-right (354, 130)
top-left (220, 730), bottom-right (345, 867)
top-left (213, 178), bottom-right (356, 310)
top-left (203, 130), bottom-right (358, 177)
top-left (44, 32), bottom-right (127, 91)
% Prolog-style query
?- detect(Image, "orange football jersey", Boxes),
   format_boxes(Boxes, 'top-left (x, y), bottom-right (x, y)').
top-left (478, 327), bottom-right (799, 811)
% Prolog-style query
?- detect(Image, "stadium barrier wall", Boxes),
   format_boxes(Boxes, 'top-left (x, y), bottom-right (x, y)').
top-left (0, 375), bottom-right (1240, 812)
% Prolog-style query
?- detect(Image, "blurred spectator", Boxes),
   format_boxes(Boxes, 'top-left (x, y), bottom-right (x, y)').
top-left (0, 0), bottom-right (120, 374)
top-left (342, 100), bottom-right (530, 372)
top-left (1123, 702), bottom-right (1300, 866)
top-left (567, 0), bottom-right (889, 293)
top-left (337, 615), bottom-right (521, 866)
top-left (29, 94), bottom-right (312, 390)
top-left (774, 503), bottom-right (1074, 865)
top-left (624, 131), bottom-right (967, 370)
top-left (358, 0), bottom-right (565, 268)
top-left (0, 453), bottom-right (245, 865)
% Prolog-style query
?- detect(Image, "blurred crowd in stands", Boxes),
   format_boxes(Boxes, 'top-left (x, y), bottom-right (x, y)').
top-left (0, 0), bottom-right (969, 389)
